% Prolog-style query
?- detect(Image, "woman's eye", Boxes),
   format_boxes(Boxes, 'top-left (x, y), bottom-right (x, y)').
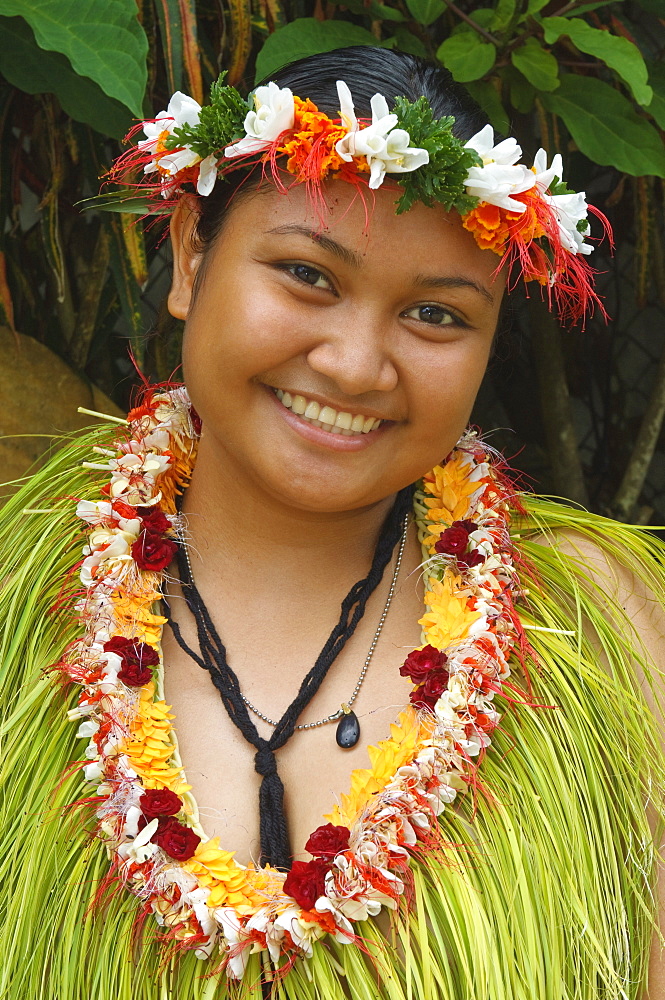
top-left (403, 304), bottom-right (461, 326)
top-left (285, 263), bottom-right (333, 290)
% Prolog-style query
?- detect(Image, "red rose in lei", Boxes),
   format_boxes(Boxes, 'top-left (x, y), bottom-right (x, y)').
top-left (283, 858), bottom-right (330, 911)
top-left (435, 519), bottom-right (478, 556)
top-left (410, 667), bottom-right (450, 710)
top-left (103, 636), bottom-right (159, 686)
top-left (305, 823), bottom-right (350, 859)
top-left (140, 788), bottom-right (182, 818)
top-left (151, 816), bottom-right (201, 861)
top-left (136, 507), bottom-right (172, 535)
top-left (132, 530), bottom-right (178, 572)
top-left (400, 644), bottom-right (448, 684)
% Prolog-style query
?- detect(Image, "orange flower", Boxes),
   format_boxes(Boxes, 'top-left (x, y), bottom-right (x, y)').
top-left (463, 188), bottom-right (545, 255)
top-left (278, 96), bottom-right (347, 181)
top-left (118, 682), bottom-right (190, 793)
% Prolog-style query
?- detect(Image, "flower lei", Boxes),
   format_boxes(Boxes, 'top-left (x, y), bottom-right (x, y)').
top-left (108, 75), bottom-right (610, 325)
top-left (64, 387), bottom-right (527, 979)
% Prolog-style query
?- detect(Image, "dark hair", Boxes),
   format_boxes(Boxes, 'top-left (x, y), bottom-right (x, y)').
top-left (192, 46), bottom-right (489, 256)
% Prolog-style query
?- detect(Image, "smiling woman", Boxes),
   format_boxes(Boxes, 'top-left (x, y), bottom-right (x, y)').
top-left (1, 45), bottom-right (664, 1000)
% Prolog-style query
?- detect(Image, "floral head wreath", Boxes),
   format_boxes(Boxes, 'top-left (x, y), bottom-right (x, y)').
top-left (110, 74), bottom-right (611, 326)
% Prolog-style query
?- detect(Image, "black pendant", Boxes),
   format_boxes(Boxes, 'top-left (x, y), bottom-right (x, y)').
top-left (336, 710), bottom-right (360, 749)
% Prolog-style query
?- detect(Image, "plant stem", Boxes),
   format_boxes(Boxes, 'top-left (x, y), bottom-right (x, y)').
top-left (611, 342), bottom-right (665, 522)
top-left (440, 0), bottom-right (500, 45)
top-left (529, 295), bottom-right (589, 507)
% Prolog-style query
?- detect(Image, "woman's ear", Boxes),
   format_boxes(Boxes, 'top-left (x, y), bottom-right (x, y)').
top-left (168, 195), bottom-right (203, 320)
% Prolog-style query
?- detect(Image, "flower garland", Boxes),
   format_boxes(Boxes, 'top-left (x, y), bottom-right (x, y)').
top-left (63, 387), bottom-right (527, 979)
top-left (107, 76), bottom-right (610, 325)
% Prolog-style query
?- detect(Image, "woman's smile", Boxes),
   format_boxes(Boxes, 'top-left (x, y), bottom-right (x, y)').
top-left (265, 384), bottom-right (389, 450)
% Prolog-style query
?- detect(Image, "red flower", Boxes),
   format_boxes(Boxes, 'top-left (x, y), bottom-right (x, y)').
top-left (400, 645), bottom-right (448, 684)
top-left (151, 816), bottom-right (201, 861)
top-left (435, 519), bottom-right (477, 556)
top-left (132, 530), bottom-right (178, 572)
top-left (410, 667), bottom-right (450, 710)
top-left (103, 636), bottom-right (159, 686)
top-left (136, 507), bottom-right (172, 535)
top-left (457, 550), bottom-right (485, 569)
top-left (283, 858), bottom-right (330, 910)
top-left (305, 823), bottom-right (350, 859)
top-left (140, 788), bottom-right (182, 818)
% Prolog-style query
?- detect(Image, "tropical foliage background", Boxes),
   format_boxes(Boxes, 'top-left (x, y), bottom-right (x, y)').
top-left (1, 0), bottom-right (664, 518)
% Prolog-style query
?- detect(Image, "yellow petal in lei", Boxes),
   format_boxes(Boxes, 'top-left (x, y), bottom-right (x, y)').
top-left (118, 683), bottom-right (189, 793)
top-left (419, 573), bottom-right (481, 649)
top-left (183, 838), bottom-right (281, 910)
top-left (325, 708), bottom-right (426, 828)
top-left (111, 589), bottom-right (166, 646)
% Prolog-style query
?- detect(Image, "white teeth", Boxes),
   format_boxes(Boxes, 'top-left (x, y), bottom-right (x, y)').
top-left (272, 388), bottom-right (383, 436)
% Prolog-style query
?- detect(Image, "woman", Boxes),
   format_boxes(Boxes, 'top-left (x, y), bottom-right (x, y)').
top-left (1, 47), bottom-right (664, 1000)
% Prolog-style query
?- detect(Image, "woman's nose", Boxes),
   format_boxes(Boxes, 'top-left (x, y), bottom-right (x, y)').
top-left (305, 317), bottom-right (398, 396)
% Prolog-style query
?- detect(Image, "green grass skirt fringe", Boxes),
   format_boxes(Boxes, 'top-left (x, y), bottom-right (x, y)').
top-left (1, 427), bottom-right (664, 1000)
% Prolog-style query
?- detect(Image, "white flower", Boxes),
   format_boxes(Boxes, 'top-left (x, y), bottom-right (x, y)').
top-left (224, 82), bottom-right (295, 158)
top-left (532, 149), bottom-right (592, 255)
top-left (138, 92), bottom-right (217, 197)
top-left (335, 81), bottom-right (429, 190)
top-left (464, 124), bottom-right (536, 212)
top-left (118, 818), bottom-right (159, 864)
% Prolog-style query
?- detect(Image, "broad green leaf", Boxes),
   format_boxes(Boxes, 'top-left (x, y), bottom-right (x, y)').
top-left (371, 1), bottom-right (405, 21)
top-left (0, 16), bottom-right (130, 138)
top-left (405, 0), bottom-right (444, 26)
top-left (504, 65), bottom-right (536, 113)
top-left (540, 16), bottom-right (652, 106)
top-left (541, 75), bottom-right (665, 177)
top-left (511, 38), bottom-right (559, 91)
top-left (392, 25), bottom-right (427, 57)
top-left (645, 60), bottom-right (665, 131)
top-left (0, 0), bottom-right (148, 117)
top-left (254, 19), bottom-right (378, 82)
top-left (451, 9), bottom-right (495, 33)
top-left (492, 0), bottom-right (516, 31)
top-left (525, 0), bottom-right (550, 14)
top-left (436, 34), bottom-right (496, 83)
top-left (464, 80), bottom-right (510, 133)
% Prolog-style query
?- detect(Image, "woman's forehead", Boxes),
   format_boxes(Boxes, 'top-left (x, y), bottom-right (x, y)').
top-left (223, 179), bottom-right (504, 287)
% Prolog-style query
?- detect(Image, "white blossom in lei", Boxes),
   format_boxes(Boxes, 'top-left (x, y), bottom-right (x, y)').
top-left (335, 80), bottom-right (429, 189)
top-left (138, 92), bottom-right (216, 196)
top-left (224, 82), bottom-right (295, 158)
top-left (532, 148), bottom-right (593, 255)
top-left (464, 124), bottom-right (536, 212)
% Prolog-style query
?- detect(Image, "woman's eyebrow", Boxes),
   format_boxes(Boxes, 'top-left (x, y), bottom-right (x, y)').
top-left (415, 274), bottom-right (495, 304)
top-left (266, 224), bottom-right (363, 268)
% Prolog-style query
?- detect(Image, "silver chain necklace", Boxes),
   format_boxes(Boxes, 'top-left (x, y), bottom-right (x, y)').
top-left (180, 512), bottom-right (410, 748)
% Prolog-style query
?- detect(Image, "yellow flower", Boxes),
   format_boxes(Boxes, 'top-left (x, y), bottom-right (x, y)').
top-left (111, 589), bottom-right (166, 645)
top-left (419, 573), bottom-right (480, 649)
top-left (184, 838), bottom-right (279, 910)
top-left (422, 457), bottom-right (479, 547)
top-left (118, 683), bottom-right (190, 793)
top-left (325, 709), bottom-right (426, 827)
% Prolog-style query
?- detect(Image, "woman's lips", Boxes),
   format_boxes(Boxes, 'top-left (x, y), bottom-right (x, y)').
top-left (265, 386), bottom-right (390, 451)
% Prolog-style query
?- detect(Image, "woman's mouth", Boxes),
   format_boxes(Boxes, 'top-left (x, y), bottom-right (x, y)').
top-left (272, 389), bottom-right (383, 436)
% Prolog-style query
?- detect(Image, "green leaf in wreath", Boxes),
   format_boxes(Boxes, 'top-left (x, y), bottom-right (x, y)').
top-left (511, 38), bottom-right (559, 92)
top-left (254, 18), bottom-right (378, 83)
top-left (436, 34), bottom-right (496, 83)
top-left (0, 0), bottom-right (148, 117)
top-left (540, 16), bottom-right (652, 106)
top-left (540, 74), bottom-right (665, 178)
top-left (405, 0), bottom-right (444, 27)
top-left (0, 16), bottom-right (131, 139)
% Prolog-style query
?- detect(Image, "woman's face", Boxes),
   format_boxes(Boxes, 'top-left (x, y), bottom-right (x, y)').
top-left (169, 180), bottom-right (504, 513)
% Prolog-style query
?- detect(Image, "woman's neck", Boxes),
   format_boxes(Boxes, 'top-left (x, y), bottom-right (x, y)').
top-left (181, 433), bottom-right (398, 589)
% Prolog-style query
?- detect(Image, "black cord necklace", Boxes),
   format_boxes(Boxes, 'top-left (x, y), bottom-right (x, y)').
top-left (163, 485), bottom-right (414, 871)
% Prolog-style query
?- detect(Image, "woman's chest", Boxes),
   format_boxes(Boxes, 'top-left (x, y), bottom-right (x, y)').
top-left (161, 574), bottom-right (422, 867)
